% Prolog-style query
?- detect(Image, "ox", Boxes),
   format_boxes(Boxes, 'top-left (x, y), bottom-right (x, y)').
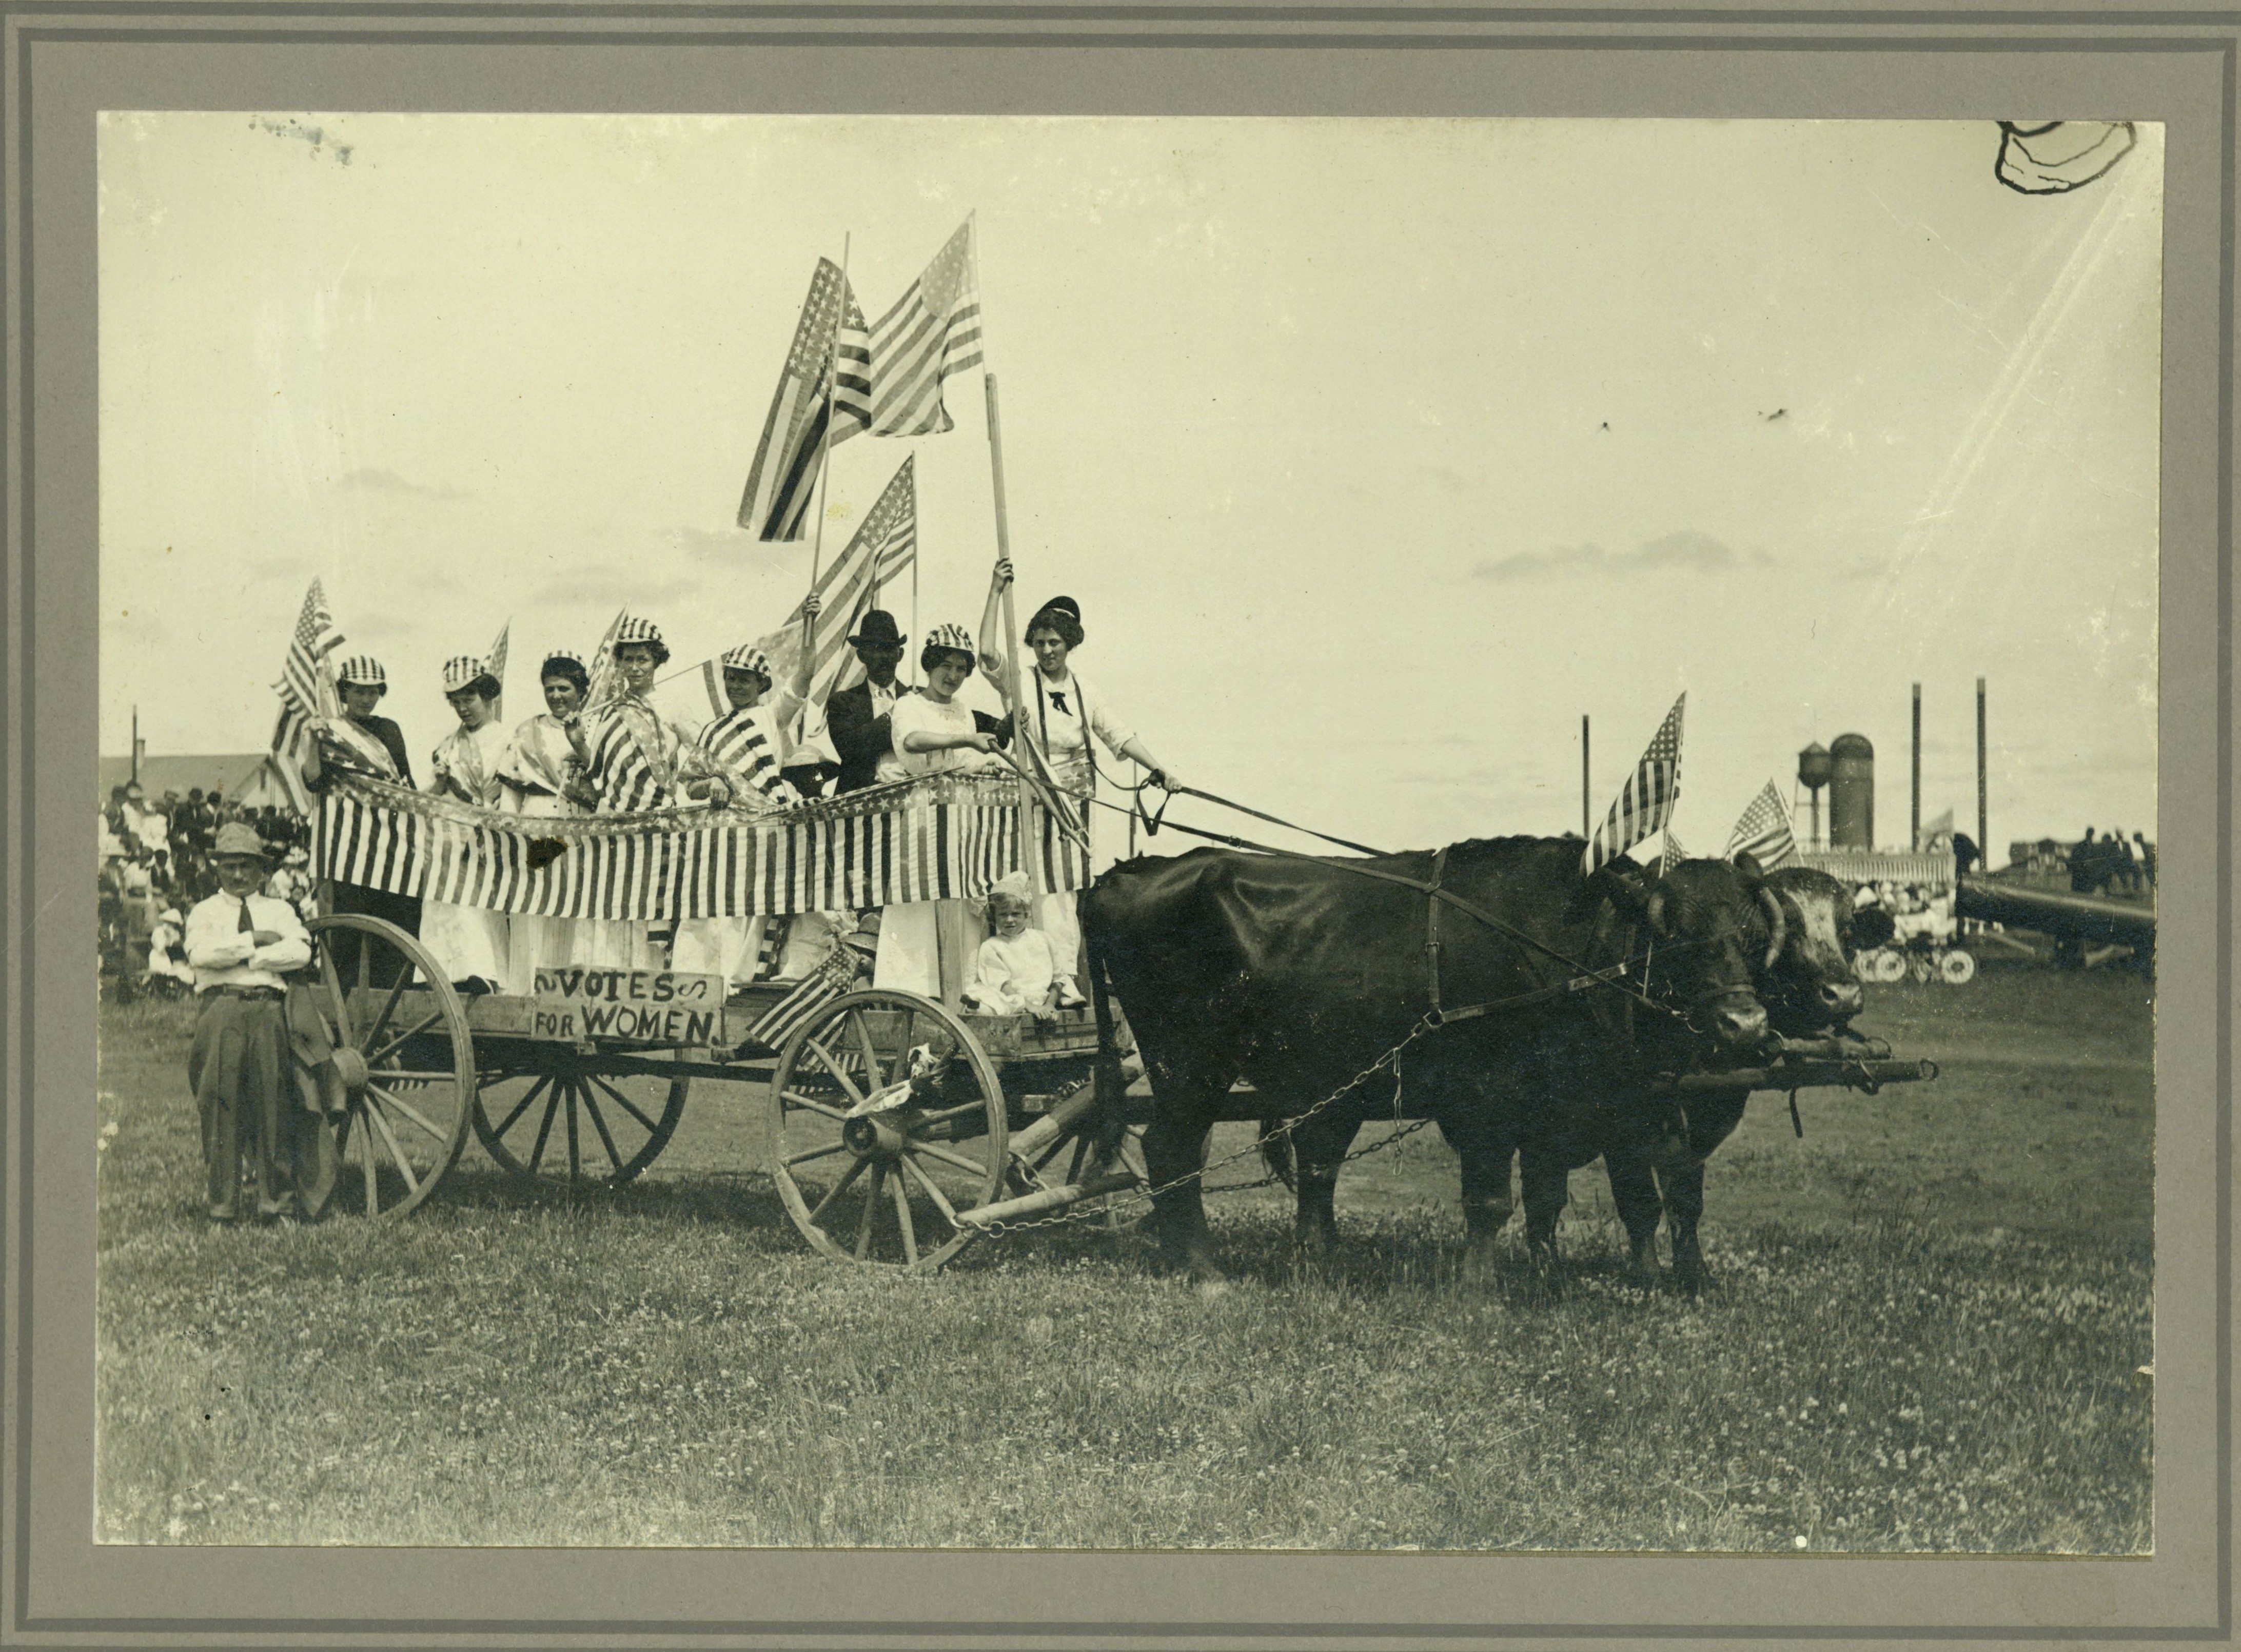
top-left (1082, 838), bottom-right (1783, 1284)
top-left (1591, 866), bottom-right (1893, 1288)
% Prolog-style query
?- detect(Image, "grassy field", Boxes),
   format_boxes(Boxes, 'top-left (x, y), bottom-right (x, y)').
top-left (94, 961), bottom-right (2153, 1551)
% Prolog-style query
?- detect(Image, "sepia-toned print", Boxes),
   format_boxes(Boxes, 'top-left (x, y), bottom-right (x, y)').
top-left (95, 114), bottom-right (2156, 1552)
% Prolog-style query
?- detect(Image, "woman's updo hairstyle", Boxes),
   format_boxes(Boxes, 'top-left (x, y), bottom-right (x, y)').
top-left (920, 643), bottom-right (976, 676)
top-left (539, 653), bottom-right (591, 695)
top-left (1026, 595), bottom-right (1085, 651)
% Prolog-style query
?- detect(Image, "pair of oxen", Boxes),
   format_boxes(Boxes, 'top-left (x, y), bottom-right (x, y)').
top-left (1081, 838), bottom-right (1892, 1289)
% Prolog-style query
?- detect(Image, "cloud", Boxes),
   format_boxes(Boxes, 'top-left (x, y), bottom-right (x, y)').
top-left (1470, 530), bottom-right (1773, 583)
top-left (666, 525), bottom-right (799, 568)
top-left (335, 467), bottom-right (467, 501)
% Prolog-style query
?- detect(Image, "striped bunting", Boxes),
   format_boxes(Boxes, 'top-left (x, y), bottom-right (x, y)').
top-left (316, 771), bottom-right (1084, 922)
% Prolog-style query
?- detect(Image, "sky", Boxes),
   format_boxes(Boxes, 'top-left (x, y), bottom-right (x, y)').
top-left (98, 114), bottom-right (2162, 863)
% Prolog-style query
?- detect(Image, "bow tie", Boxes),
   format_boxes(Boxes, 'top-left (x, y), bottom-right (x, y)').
top-left (1048, 690), bottom-right (1070, 715)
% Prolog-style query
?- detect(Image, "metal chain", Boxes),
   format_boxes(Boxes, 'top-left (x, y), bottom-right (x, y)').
top-left (969, 1010), bottom-right (1447, 1238)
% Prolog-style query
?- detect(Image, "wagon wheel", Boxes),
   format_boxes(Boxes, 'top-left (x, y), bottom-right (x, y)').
top-left (765, 988), bottom-right (1008, 1272)
top-left (1938, 948), bottom-right (1977, 985)
top-left (473, 1060), bottom-right (690, 1189)
top-left (305, 914), bottom-right (476, 1218)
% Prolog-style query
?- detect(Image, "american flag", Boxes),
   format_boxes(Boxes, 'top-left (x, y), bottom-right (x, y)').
top-left (486, 619), bottom-right (510, 716)
top-left (583, 609), bottom-right (630, 712)
top-left (735, 457), bottom-right (918, 718)
top-left (1726, 780), bottom-right (1802, 871)
top-left (863, 219), bottom-right (984, 437)
top-left (737, 257), bottom-right (873, 542)
top-left (1582, 693), bottom-right (1685, 877)
top-left (267, 578), bottom-right (346, 815)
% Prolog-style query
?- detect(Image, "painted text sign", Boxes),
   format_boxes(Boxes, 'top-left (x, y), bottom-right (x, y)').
top-left (529, 968), bottom-right (722, 1045)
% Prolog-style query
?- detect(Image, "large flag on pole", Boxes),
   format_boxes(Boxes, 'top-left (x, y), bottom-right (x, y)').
top-left (719, 457), bottom-right (918, 720)
top-left (267, 578), bottom-right (346, 815)
top-left (863, 218), bottom-right (985, 437)
top-left (737, 258), bottom-right (872, 542)
top-left (1726, 779), bottom-right (1802, 870)
top-left (486, 619), bottom-right (510, 715)
top-left (1583, 693), bottom-right (1685, 877)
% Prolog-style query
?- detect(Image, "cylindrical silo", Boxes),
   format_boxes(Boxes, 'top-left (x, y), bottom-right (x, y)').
top-left (1829, 733), bottom-right (1875, 849)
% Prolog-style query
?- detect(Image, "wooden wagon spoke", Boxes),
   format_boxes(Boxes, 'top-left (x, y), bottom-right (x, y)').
top-left (913, 1101), bottom-right (987, 1127)
top-left (910, 1139), bottom-right (996, 1179)
top-left (358, 967), bottom-right (418, 1057)
top-left (779, 1089), bottom-right (853, 1124)
top-left (900, 1154), bottom-right (961, 1228)
top-left (801, 1036), bottom-right (869, 1106)
top-left (526, 1083), bottom-right (564, 1174)
top-left (361, 1115), bottom-right (381, 1215)
top-left (586, 1075), bottom-right (661, 1135)
top-left (362, 1010), bottom-right (445, 1071)
top-left (807, 1156), bottom-right (869, 1225)
top-left (891, 1172), bottom-right (918, 1266)
top-left (487, 1074), bottom-right (555, 1138)
top-left (363, 1095), bottom-right (422, 1196)
top-left (577, 1085), bottom-right (628, 1174)
top-left (355, 928), bottom-right (370, 993)
top-left (784, 1140), bottom-right (852, 1170)
top-left (364, 1083), bottom-right (452, 1146)
top-left (854, 1165), bottom-right (886, 1260)
top-left (844, 1010), bottom-right (884, 1088)
top-left (565, 1083), bottom-right (583, 1183)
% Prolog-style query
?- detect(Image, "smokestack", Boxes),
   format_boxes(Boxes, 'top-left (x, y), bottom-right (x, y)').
top-left (1910, 683), bottom-right (1922, 853)
top-left (1977, 677), bottom-right (1988, 870)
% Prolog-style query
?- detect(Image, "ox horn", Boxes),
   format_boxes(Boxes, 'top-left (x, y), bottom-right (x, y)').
top-left (1758, 884), bottom-right (1787, 972)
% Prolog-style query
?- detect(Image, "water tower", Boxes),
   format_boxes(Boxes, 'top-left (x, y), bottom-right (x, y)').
top-left (1829, 733), bottom-right (1875, 850)
top-left (1796, 742), bottom-right (1832, 849)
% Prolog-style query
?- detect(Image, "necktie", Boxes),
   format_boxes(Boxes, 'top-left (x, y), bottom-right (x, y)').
top-left (237, 895), bottom-right (254, 934)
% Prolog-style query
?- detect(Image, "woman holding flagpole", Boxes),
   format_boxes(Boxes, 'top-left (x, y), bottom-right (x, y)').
top-left (497, 647), bottom-right (594, 986)
top-left (979, 559), bottom-right (1178, 967)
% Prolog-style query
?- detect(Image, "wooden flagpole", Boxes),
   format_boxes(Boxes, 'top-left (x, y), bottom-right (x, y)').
top-left (972, 215), bottom-right (1025, 721)
top-left (804, 233), bottom-right (851, 677)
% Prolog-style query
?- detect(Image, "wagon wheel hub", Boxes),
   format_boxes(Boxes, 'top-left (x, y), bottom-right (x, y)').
top-left (842, 1113), bottom-right (913, 1161)
top-left (329, 1045), bottom-right (371, 1095)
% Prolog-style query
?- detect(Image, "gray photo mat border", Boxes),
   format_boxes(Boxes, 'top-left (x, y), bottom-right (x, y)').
top-left (5, 10), bottom-right (2227, 1648)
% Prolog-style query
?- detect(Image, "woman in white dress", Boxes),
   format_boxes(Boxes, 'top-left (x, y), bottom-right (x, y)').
top-left (872, 621), bottom-right (1008, 996)
top-left (979, 561), bottom-right (1178, 970)
top-left (422, 654), bottom-right (513, 992)
top-left (497, 648), bottom-right (593, 991)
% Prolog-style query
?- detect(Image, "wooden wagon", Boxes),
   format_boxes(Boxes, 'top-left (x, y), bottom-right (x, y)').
top-left (298, 768), bottom-right (1153, 1269)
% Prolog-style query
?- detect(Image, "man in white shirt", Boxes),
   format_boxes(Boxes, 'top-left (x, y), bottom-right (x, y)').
top-left (185, 822), bottom-right (317, 1222)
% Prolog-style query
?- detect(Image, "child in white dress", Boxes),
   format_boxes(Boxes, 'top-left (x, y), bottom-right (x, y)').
top-left (960, 874), bottom-right (1085, 1016)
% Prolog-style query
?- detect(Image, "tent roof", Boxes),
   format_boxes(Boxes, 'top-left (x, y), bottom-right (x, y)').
top-left (96, 753), bottom-right (270, 802)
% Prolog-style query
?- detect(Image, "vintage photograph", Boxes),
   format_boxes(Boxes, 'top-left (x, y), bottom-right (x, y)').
top-left (94, 113), bottom-right (2157, 1551)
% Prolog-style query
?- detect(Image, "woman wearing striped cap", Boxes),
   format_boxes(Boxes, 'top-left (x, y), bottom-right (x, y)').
top-left (872, 619), bottom-right (1010, 997)
top-left (497, 648), bottom-right (595, 984)
top-left (670, 634), bottom-right (815, 992)
top-left (420, 653), bottom-right (513, 993)
top-left (572, 613), bottom-right (735, 971)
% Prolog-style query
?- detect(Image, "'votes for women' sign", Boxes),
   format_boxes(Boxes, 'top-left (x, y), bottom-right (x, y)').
top-left (529, 968), bottom-right (723, 1045)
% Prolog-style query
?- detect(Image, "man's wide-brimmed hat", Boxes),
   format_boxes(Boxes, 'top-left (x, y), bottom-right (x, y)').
top-left (212, 822), bottom-right (272, 861)
top-left (847, 610), bottom-right (905, 648)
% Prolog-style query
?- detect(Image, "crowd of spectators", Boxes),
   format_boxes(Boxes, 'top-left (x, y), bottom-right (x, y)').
top-left (97, 780), bottom-right (314, 998)
top-left (2068, 827), bottom-right (2155, 897)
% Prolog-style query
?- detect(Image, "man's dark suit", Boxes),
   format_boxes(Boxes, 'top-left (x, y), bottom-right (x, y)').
top-left (824, 679), bottom-right (900, 795)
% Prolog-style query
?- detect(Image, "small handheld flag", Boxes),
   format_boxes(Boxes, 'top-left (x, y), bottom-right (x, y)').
top-left (1726, 779), bottom-right (1802, 871)
top-left (1583, 693), bottom-right (1685, 877)
top-left (268, 578), bottom-right (346, 815)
